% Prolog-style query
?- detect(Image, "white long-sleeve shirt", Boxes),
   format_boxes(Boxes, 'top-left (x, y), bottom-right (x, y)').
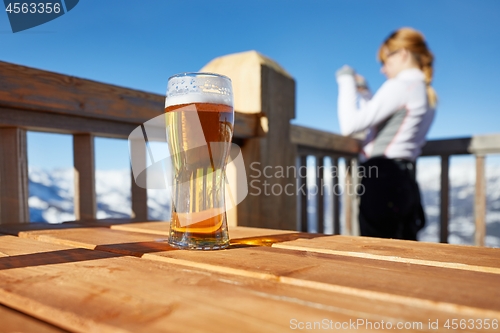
top-left (337, 68), bottom-right (435, 161)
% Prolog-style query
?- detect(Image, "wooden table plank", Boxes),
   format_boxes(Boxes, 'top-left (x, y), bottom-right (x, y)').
top-left (142, 246), bottom-right (500, 318)
top-left (0, 222), bottom-right (85, 236)
top-left (11, 226), bottom-right (500, 319)
top-left (0, 220), bottom-right (143, 237)
top-left (17, 227), bottom-right (169, 256)
top-left (109, 221), bottom-right (170, 235)
top-left (0, 235), bottom-right (489, 333)
top-left (0, 304), bottom-right (68, 333)
top-left (271, 235), bottom-right (500, 273)
top-left (0, 235), bottom-right (361, 333)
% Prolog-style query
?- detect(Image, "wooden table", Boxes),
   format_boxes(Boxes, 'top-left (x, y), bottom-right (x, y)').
top-left (0, 221), bottom-right (499, 333)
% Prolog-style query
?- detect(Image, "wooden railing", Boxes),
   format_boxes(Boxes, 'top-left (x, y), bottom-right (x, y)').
top-left (291, 125), bottom-right (360, 235)
top-left (1, 54), bottom-right (499, 247)
top-left (0, 60), bottom-right (262, 224)
top-left (420, 135), bottom-right (500, 246)
top-left (292, 126), bottom-right (500, 245)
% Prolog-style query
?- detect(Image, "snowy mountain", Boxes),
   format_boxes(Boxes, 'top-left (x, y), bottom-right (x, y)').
top-left (28, 168), bottom-right (170, 223)
top-left (28, 160), bottom-right (500, 247)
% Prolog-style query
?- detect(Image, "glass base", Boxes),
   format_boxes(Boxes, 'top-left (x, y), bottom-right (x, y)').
top-left (168, 240), bottom-right (229, 250)
top-left (168, 229), bottom-right (230, 250)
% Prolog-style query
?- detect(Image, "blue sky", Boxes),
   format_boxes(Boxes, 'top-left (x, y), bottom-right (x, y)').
top-left (2, 0), bottom-right (500, 170)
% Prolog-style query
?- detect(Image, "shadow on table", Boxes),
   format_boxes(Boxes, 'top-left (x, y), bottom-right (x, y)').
top-left (230, 232), bottom-right (329, 247)
top-left (0, 248), bottom-right (124, 271)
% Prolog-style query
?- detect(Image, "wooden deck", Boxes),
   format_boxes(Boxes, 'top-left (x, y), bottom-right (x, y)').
top-left (1, 222), bottom-right (499, 332)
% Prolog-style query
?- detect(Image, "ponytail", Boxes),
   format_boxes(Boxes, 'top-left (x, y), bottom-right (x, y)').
top-left (422, 63), bottom-right (438, 108)
top-left (378, 27), bottom-right (438, 108)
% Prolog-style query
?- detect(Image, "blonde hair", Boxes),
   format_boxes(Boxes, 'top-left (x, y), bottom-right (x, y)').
top-left (378, 27), bottom-right (438, 108)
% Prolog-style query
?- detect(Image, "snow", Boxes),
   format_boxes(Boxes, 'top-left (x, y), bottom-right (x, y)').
top-left (28, 167), bottom-right (169, 223)
top-left (28, 196), bottom-right (49, 210)
top-left (147, 189), bottom-right (171, 220)
top-left (416, 158), bottom-right (500, 246)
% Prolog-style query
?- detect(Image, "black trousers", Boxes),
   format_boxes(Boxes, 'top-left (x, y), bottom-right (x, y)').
top-left (358, 157), bottom-right (425, 240)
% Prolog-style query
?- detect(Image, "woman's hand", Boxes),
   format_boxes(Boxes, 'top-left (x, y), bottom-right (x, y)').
top-left (355, 74), bottom-right (369, 92)
top-left (335, 65), bottom-right (355, 78)
top-left (336, 65), bottom-right (370, 93)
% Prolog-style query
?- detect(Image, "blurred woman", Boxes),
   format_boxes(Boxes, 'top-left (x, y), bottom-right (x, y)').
top-left (336, 27), bottom-right (437, 240)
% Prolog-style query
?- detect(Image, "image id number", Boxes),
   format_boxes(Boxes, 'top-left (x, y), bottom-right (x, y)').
top-left (5, 2), bottom-right (61, 14)
top-left (444, 319), bottom-right (499, 330)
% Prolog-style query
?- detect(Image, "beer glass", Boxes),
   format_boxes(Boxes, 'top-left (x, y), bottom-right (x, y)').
top-left (165, 73), bottom-right (233, 250)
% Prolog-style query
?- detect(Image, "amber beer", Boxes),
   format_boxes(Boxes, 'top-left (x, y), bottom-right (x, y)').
top-left (165, 73), bottom-right (234, 250)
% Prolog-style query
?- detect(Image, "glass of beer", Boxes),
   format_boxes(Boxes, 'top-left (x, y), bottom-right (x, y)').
top-left (165, 73), bottom-right (233, 250)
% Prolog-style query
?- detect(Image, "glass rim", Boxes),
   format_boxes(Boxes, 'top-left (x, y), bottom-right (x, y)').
top-left (167, 72), bottom-right (231, 82)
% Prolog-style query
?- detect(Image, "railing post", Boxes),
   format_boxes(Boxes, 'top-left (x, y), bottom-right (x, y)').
top-left (130, 139), bottom-right (148, 221)
top-left (344, 158), bottom-right (353, 235)
top-left (202, 51), bottom-right (297, 230)
top-left (298, 155), bottom-right (308, 232)
top-left (350, 159), bottom-right (360, 236)
top-left (474, 154), bottom-right (486, 246)
top-left (73, 134), bottom-right (96, 220)
top-left (131, 173), bottom-right (148, 221)
top-left (316, 156), bottom-right (324, 233)
top-left (332, 157), bottom-right (341, 235)
top-left (440, 155), bottom-right (450, 243)
top-left (0, 127), bottom-right (29, 224)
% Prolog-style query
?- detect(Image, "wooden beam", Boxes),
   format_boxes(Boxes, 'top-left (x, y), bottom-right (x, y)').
top-left (296, 145), bottom-right (358, 158)
top-left (230, 62), bottom-right (297, 230)
top-left (440, 155), bottom-right (450, 243)
top-left (73, 134), bottom-right (96, 220)
top-left (0, 61), bottom-right (163, 125)
top-left (0, 128), bottom-right (29, 224)
top-left (0, 107), bottom-right (136, 139)
top-left (258, 66), bottom-right (297, 230)
top-left (421, 134), bottom-right (500, 157)
top-left (291, 125), bottom-right (360, 156)
top-left (0, 106), bottom-right (260, 141)
top-left (470, 134), bottom-right (500, 155)
top-left (421, 137), bottom-right (471, 156)
top-left (316, 156), bottom-right (324, 233)
top-left (233, 112), bottom-right (267, 139)
top-left (474, 155), bottom-right (486, 246)
top-left (0, 62), bottom-right (260, 140)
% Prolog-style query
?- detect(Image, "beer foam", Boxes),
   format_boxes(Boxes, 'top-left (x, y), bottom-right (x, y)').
top-left (165, 73), bottom-right (233, 108)
top-left (165, 93), bottom-right (232, 108)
